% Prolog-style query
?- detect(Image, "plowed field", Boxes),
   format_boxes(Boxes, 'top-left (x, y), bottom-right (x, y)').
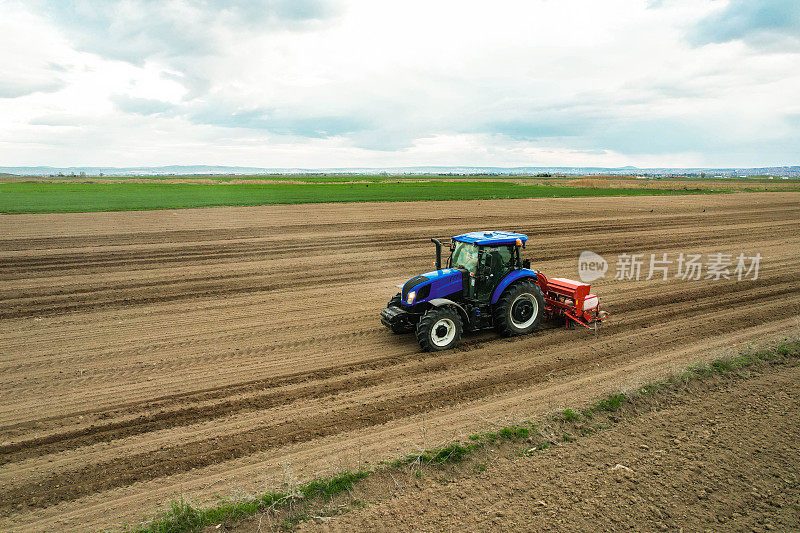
top-left (2, 192), bottom-right (799, 531)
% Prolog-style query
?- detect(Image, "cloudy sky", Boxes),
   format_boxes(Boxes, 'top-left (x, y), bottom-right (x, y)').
top-left (1, 0), bottom-right (798, 168)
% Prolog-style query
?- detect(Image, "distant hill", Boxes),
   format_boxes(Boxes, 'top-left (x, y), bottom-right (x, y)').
top-left (0, 165), bottom-right (798, 177)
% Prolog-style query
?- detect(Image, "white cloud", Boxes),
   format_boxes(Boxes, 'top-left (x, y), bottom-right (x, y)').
top-left (0, 0), bottom-right (798, 167)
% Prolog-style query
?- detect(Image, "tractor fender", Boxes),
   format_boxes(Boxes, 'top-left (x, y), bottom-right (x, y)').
top-left (428, 298), bottom-right (470, 324)
top-left (490, 269), bottom-right (538, 304)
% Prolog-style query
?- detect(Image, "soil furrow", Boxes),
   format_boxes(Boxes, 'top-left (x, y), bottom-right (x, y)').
top-left (3, 193), bottom-right (799, 531)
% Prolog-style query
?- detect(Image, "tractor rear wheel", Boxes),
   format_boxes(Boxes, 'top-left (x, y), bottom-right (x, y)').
top-left (494, 280), bottom-right (545, 336)
top-left (416, 307), bottom-right (463, 351)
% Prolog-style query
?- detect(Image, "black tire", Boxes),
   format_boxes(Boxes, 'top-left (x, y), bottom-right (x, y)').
top-left (416, 307), bottom-right (463, 351)
top-left (493, 280), bottom-right (545, 337)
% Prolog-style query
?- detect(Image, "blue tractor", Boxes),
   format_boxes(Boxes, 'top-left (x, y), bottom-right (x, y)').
top-left (380, 231), bottom-right (546, 351)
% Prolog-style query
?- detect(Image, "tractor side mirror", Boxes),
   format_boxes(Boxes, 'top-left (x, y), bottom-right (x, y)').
top-left (522, 258), bottom-right (531, 269)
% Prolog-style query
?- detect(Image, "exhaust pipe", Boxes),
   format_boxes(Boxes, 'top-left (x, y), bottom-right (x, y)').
top-left (431, 238), bottom-right (443, 270)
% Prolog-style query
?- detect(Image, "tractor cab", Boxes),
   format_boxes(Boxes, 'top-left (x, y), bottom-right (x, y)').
top-left (448, 231), bottom-right (529, 302)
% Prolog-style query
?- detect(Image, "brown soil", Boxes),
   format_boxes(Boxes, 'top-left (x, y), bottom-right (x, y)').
top-left (1, 192), bottom-right (799, 531)
top-left (293, 357), bottom-right (800, 532)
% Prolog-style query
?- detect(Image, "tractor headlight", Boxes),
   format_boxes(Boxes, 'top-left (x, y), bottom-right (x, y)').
top-left (406, 291), bottom-right (416, 304)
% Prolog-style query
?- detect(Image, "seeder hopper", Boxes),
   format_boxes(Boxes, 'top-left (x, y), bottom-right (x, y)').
top-left (534, 274), bottom-right (610, 331)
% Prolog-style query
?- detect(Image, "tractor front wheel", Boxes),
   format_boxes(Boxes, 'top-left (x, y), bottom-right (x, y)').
top-left (416, 307), bottom-right (463, 352)
top-left (493, 281), bottom-right (545, 336)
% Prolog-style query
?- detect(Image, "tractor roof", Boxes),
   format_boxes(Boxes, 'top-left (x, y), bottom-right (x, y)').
top-left (452, 230), bottom-right (528, 246)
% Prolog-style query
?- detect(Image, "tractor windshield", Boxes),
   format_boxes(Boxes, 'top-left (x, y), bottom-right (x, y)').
top-left (450, 241), bottom-right (479, 273)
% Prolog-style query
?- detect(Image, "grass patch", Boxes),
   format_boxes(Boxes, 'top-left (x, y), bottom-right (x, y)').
top-left (131, 471), bottom-right (366, 533)
top-left (0, 181), bottom-right (716, 214)
top-left (593, 393), bottom-right (627, 412)
top-left (389, 423), bottom-right (536, 469)
top-left (499, 425), bottom-right (530, 439)
top-left (299, 470), bottom-right (368, 500)
top-left (131, 338), bottom-right (799, 532)
top-left (561, 408), bottom-right (579, 421)
top-left (139, 495), bottom-right (277, 533)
